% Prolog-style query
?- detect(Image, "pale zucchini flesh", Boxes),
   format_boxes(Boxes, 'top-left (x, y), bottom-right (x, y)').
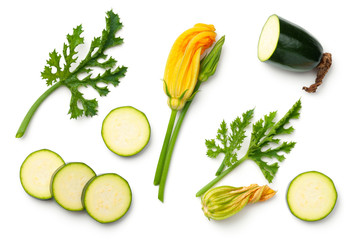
top-left (287, 171), bottom-right (337, 221)
top-left (258, 15), bottom-right (280, 62)
top-left (83, 173), bottom-right (132, 223)
top-left (51, 162), bottom-right (96, 211)
top-left (102, 106), bottom-right (151, 156)
top-left (20, 149), bottom-right (65, 200)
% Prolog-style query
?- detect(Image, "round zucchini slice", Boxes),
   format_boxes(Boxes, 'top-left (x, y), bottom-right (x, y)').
top-left (102, 106), bottom-right (151, 156)
top-left (83, 173), bottom-right (132, 223)
top-left (20, 149), bottom-right (65, 200)
top-left (287, 171), bottom-right (337, 221)
top-left (51, 162), bottom-right (96, 211)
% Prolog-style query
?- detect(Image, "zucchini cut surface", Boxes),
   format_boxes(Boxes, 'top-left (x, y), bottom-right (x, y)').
top-left (20, 149), bottom-right (65, 200)
top-left (83, 173), bottom-right (132, 223)
top-left (287, 171), bottom-right (337, 221)
top-left (257, 15), bottom-right (280, 62)
top-left (102, 106), bottom-right (150, 156)
top-left (51, 162), bottom-right (96, 211)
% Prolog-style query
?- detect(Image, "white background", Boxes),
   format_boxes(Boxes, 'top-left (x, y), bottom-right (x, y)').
top-left (0, 0), bottom-right (351, 239)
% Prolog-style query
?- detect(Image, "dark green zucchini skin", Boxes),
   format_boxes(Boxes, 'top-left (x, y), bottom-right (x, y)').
top-left (268, 16), bottom-right (323, 72)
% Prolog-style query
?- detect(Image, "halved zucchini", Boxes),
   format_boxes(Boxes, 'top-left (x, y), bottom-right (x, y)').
top-left (20, 149), bottom-right (65, 200)
top-left (83, 173), bottom-right (132, 223)
top-left (287, 171), bottom-right (337, 221)
top-left (258, 14), bottom-right (332, 92)
top-left (258, 14), bottom-right (323, 71)
top-left (51, 162), bottom-right (96, 211)
top-left (102, 106), bottom-right (151, 156)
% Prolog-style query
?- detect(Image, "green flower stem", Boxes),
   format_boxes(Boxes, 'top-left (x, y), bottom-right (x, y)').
top-left (154, 109), bottom-right (178, 185)
top-left (16, 82), bottom-right (63, 138)
top-left (196, 155), bottom-right (248, 197)
top-left (158, 81), bottom-right (202, 202)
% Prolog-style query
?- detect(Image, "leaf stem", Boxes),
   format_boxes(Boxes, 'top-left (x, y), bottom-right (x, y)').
top-left (196, 155), bottom-right (247, 197)
top-left (15, 82), bottom-right (63, 138)
top-left (215, 162), bottom-right (225, 176)
top-left (158, 81), bottom-right (202, 202)
top-left (154, 109), bottom-right (178, 185)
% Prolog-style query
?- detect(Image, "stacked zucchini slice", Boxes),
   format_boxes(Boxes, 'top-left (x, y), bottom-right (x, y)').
top-left (20, 149), bottom-right (132, 223)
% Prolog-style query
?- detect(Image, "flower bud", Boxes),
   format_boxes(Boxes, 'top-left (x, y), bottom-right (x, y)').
top-left (198, 35), bottom-right (225, 82)
top-left (201, 184), bottom-right (276, 220)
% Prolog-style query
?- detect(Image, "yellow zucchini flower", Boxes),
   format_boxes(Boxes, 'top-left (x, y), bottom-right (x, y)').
top-left (163, 24), bottom-right (216, 110)
top-left (201, 184), bottom-right (276, 220)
